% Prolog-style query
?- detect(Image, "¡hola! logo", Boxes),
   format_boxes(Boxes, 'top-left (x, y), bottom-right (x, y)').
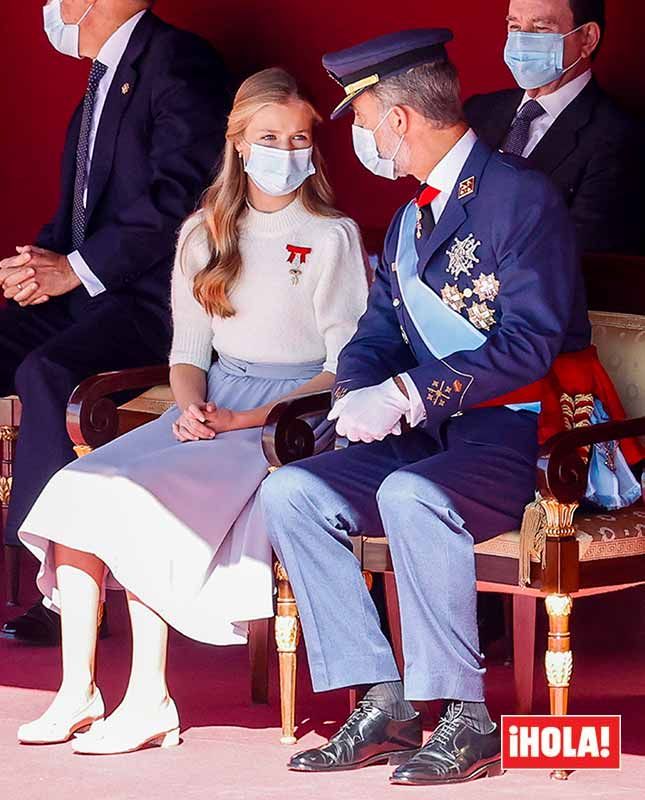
top-left (501, 716), bottom-right (621, 771)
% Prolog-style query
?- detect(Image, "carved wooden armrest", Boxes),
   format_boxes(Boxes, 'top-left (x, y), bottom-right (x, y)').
top-left (537, 415), bottom-right (645, 504)
top-left (262, 391), bottom-right (332, 467)
top-left (66, 365), bottom-right (170, 449)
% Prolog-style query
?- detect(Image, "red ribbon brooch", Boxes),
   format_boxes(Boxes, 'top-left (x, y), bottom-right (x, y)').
top-left (286, 244), bottom-right (312, 285)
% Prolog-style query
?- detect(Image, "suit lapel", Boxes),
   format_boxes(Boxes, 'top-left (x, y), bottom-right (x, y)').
top-left (416, 138), bottom-right (492, 278)
top-left (526, 79), bottom-right (598, 175)
top-left (85, 11), bottom-right (159, 224)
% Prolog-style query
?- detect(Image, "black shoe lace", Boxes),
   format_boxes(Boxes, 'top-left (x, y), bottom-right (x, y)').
top-left (429, 702), bottom-right (465, 750)
top-left (331, 700), bottom-right (375, 742)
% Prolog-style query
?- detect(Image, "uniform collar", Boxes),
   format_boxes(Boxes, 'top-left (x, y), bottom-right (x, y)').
top-left (95, 9), bottom-right (147, 70)
top-left (517, 69), bottom-right (592, 122)
top-left (425, 128), bottom-right (478, 195)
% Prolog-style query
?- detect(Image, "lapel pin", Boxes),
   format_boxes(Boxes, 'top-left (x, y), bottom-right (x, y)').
top-left (121, 82), bottom-right (131, 95)
top-left (458, 176), bottom-right (476, 200)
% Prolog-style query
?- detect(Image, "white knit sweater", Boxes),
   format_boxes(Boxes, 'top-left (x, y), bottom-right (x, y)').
top-left (169, 198), bottom-right (369, 374)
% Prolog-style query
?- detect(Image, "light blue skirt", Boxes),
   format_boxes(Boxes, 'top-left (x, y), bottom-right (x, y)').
top-left (20, 354), bottom-right (324, 645)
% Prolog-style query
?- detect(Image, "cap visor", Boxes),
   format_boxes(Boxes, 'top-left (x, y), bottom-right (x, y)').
top-left (330, 87), bottom-right (369, 120)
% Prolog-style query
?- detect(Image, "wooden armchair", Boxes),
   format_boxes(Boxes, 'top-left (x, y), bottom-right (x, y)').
top-left (261, 310), bottom-right (645, 776)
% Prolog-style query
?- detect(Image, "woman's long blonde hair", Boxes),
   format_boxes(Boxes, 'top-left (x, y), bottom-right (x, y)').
top-left (188, 67), bottom-right (341, 319)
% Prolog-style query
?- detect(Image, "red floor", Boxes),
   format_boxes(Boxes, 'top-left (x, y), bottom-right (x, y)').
top-left (1, 554), bottom-right (644, 800)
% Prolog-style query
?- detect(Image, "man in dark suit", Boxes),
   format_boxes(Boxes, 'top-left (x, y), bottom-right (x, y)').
top-left (0, 0), bottom-right (228, 642)
top-left (465, 0), bottom-right (643, 254)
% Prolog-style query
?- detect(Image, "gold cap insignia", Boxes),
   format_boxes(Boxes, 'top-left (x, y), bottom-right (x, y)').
top-left (121, 82), bottom-right (131, 95)
top-left (458, 176), bottom-right (476, 199)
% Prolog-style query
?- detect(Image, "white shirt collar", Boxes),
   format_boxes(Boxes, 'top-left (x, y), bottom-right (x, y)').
top-left (95, 9), bottom-right (147, 70)
top-left (518, 69), bottom-right (593, 121)
top-left (425, 128), bottom-right (478, 194)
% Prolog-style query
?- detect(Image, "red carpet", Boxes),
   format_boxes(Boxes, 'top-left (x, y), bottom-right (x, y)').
top-left (1, 555), bottom-right (643, 799)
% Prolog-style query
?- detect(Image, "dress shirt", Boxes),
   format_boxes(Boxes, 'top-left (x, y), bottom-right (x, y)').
top-left (514, 69), bottom-right (592, 158)
top-left (398, 127), bottom-right (478, 427)
top-left (67, 10), bottom-right (147, 297)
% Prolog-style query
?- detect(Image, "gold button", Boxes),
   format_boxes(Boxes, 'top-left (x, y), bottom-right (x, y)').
top-left (463, 288), bottom-right (473, 299)
top-left (393, 298), bottom-right (401, 308)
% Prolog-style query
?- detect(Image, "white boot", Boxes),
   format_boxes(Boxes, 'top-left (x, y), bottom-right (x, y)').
top-left (18, 687), bottom-right (105, 745)
top-left (72, 697), bottom-right (180, 755)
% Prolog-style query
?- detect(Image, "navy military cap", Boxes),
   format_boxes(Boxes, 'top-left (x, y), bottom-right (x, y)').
top-left (323, 28), bottom-right (454, 119)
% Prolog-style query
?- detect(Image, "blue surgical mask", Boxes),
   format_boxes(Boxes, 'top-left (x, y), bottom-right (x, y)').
top-left (504, 25), bottom-right (585, 90)
top-left (352, 109), bottom-right (404, 180)
top-left (244, 142), bottom-right (316, 197)
top-left (43, 0), bottom-right (95, 60)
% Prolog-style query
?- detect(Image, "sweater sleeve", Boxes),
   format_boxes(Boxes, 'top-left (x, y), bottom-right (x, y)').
top-left (168, 214), bottom-right (214, 371)
top-left (313, 218), bottom-right (370, 375)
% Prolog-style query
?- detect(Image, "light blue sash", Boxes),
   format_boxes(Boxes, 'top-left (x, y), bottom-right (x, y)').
top-left (395, 201), bottom-right (540, 414)
top-left (584, 399), bottom-right (641, 509)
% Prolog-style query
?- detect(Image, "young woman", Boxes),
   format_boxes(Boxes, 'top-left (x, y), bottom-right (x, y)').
top-left (17, 67), bottom-right (369, 755)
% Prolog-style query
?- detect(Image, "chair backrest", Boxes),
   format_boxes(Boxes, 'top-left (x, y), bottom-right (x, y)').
top-left (590, 311), bottom-right (645, 436)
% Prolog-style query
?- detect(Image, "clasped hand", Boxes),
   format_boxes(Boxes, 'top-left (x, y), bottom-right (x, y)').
top-left (0, 246), bottom-right (81, 306)
top-left (328, 378), bottom-right (410, 444)
top-left (172, 402), bottom-right (235, 442)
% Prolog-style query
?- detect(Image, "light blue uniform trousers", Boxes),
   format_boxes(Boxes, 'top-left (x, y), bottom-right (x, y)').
top-left (261, 407), bottom-right (538, 702)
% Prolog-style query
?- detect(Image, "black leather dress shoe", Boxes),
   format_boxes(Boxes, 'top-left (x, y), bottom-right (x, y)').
top-left (1, 602), bottom-right (109, 645)
top-left (389, 702), bottom-right (503, 786)
top-left (288, 700), bottom-right (422, 772)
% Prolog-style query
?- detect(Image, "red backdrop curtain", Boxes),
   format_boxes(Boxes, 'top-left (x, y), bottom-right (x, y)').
top-left (1, 0), bottom-right (642, 257)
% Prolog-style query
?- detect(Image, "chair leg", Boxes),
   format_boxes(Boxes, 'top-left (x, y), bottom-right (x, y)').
top-left (1, 423), bottom-right (20, 606)
top-left (513, 594), bottom-right (537, 714)
top-left (503, 594), bottom-right (513, 666)
top-left (275, 562), bottom-right (300, 745)
top-left (383, 572), bottom-right (404, 677)
top-left (249, 618), bottom-right (270, 705)
top-left (3, 545), bottom-right (21, 607)
top-left (545, 593), bottom-right (573, 781)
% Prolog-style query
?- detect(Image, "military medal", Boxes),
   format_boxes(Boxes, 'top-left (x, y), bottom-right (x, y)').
top-left (440, 283), bottom-right (466, 313)
top-left (285, 244), bottom-right (312, 286)
top-left (445, 233), bottom-right (481, 279)
top-left (467, 301), bottom-right (496, 331)
top-left (472, 272), bottom-right (500, 302)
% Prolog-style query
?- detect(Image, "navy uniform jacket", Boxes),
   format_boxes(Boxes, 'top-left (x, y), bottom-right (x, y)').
top-left (335, 138), bottom-right (591, 440)
top-left (36, 11), bottom-right (229, 347)
top-left (465, 80), bottom-right (644, 255)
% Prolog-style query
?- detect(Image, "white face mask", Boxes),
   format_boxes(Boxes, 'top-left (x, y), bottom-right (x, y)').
top-left (243, 142), bottom-right (316, 197)
top-left (352, 109), bottom-right (404, 180)
top-left (43, 0), bottom-right (95, 60)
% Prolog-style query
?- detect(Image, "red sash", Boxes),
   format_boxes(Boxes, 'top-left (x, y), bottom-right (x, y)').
top-left (476, 346), bottom-right (645, 465)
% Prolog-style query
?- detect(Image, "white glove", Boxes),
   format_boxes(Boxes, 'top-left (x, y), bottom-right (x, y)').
top-left (328, 378), bottom-right (411, 443)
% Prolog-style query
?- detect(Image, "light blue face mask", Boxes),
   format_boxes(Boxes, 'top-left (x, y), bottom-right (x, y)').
top-left (504, 25), bottom-right (585, 90)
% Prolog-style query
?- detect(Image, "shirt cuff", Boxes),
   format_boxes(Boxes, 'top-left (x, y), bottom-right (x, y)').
top-left (398, 372), bottom-right (426, 427)
top-left (67, 250), bottom-right (106, 297)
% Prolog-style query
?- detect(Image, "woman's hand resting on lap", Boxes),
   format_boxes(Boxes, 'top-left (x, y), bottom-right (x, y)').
top-left (172, 403), bottom-right (236, 442)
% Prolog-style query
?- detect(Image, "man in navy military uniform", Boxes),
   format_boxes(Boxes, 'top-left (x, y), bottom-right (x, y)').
top-left (261, 29), bottom-right (590, 786)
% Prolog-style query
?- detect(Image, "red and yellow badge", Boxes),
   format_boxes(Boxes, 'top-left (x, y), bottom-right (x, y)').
top-left (286, 244), bottom-right (312, 285)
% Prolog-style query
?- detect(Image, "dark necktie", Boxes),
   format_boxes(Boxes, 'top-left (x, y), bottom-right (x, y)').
top-left (501, 99), bottom-right (547, 157)
top-left (414, 183), bottom-right (440, 257)
top-left (71, 60), bottom-right (108, 251)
